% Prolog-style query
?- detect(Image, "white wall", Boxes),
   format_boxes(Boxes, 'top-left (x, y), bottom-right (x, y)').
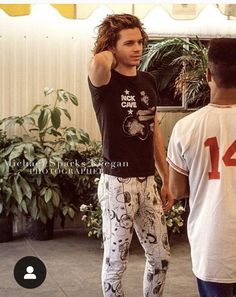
top-left (1, 4), bottom-right (236, 142)
top-left (0, 5), bottom-right (113, 140)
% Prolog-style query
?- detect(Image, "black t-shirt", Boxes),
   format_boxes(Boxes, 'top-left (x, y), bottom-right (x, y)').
top-left (88, 69), bottom-right (158, 177)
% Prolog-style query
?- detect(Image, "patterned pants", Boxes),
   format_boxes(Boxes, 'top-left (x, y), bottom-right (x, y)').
top-left (98, 174), bottom-right (170, 297)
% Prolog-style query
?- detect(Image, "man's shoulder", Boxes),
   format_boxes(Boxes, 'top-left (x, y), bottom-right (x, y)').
top-left (173, 106), bottom-right (210, 137)
top-left (178, 105), bottom-right (210, 125)
top-left (137, 70), bottom-right (155, 80)
top-left (137, 71), bottom-right (157, 90)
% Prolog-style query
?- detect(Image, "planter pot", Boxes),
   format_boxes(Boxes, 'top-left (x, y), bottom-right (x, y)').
top-left (0, 215), bottom-right (13, 243)
top-left (26, 217), bottom-right (54, 241)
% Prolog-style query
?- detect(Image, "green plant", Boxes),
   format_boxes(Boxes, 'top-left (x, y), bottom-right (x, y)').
top-left (80, 202), bottom-right (102, 239)
top-left (165, 200), bottom-right (185, 234)
top-left (0, 88), bottom-right (79, 223)
top-left (139, 37), bottom-right (210, 107)
top-left (74, 130), bottom-right (102, 204)
top-left (174, 37), bottom-right (209, 106)
top-left (0, 130), bottom-right (22, 217)
top-left (57, 132), bottom-right (102, 227)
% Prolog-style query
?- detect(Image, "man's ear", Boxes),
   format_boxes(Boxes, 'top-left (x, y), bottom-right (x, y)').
top-left (108, 46), bottom-right (115, 54)
top-left (206, 68), bottom-right (212, 83)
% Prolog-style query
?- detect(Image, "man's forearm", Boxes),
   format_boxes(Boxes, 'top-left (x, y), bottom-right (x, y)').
top-left (88, 51), bottom-right (116, 87)
top-left (154, 137), bottom-right (169, 184)
top-left (153, 120), bottom-right (169, 184)
top-left (169, 166), bottom-right (190, 199)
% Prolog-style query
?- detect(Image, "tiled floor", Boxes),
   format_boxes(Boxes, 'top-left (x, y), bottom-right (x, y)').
top-left (0, 228), bottom-right (198, 297)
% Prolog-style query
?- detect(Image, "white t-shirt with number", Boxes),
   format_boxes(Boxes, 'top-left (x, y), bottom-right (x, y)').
top-left (167, 104), bottom-right (236, 283)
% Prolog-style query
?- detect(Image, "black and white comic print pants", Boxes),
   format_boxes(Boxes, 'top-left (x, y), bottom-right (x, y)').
top-left (98, 174), bottom-right (170, 297)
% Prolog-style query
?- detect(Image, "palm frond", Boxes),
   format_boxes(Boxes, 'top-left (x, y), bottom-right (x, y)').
top-left (139, 36), bottom-right (210, 107)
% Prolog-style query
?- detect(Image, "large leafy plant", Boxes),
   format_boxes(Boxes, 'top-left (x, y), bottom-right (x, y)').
top-left (0, 129), bottom-right (21, 217)
top-left (74, 130), bottom-right (102, 204)
top-left (139, 37), bottom-right (210, 107)
top-left (58, 130), bottom-right (102, 227)
top-left (0, 88), bottom-right (79, 223)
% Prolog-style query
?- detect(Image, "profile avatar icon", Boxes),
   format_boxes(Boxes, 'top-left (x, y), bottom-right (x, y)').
top-left (14, 256), bottom-right (47, 288)
top-left (24, 266), bottom-right (37, 279)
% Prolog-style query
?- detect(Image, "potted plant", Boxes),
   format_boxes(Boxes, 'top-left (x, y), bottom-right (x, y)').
top-left (73, 130), bottom-right (102, 205)
top-left (139, 37), bottom-right (210, 107)
top-left (58, 130), bottom-right (102, 228)
top-left (80, 201), bottom-right (102, 239)
top-left (0, 130), bottom-right (23, 242)
top-left (0, 88), bottom-right (79, 240)
top-left (0, 178), bottom-right (14, 242)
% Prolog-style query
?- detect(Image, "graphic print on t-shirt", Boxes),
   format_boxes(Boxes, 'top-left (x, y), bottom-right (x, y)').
top-left (121, 89), bottom-right (155, 140)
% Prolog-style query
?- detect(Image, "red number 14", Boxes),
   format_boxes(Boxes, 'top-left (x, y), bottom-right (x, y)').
top-left (204, 137), bottom-right (236, 180)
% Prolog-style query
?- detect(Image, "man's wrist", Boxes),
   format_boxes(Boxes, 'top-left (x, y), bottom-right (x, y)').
top-left (161, 175), bottom-right (169, 186)
top-left (102, 51), bottom-right (116, 68)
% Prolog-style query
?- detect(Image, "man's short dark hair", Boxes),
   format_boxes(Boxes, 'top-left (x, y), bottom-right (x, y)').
top-left (208, 38), bottom-right (236, 88)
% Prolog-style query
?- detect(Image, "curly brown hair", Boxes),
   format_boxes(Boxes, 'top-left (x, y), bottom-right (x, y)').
top-left (93, 13), bottom-right (148, 54)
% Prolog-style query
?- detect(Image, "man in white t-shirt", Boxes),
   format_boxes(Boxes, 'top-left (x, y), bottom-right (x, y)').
top-left (167, 38), bottom-right (236, 297)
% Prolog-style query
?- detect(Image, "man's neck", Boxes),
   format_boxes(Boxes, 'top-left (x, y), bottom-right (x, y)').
top-left (211, 88), bottom-right (236, 105)
top-left (114, 65), bottom-right (137, 76)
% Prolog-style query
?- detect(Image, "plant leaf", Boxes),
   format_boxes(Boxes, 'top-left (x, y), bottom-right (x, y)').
top-left (0, 203), bottom-right (3, 214)
top-left (13, 177), bottom-right (23, 204)
top-left (0, 160), bottom-right (9, 177)
top-left (52, 190), bottom-right (60, 207)
top-left (44, 87), bottom-right (54, 96)
top-left (79, 130), bottom-right (90, 144)
top-left (48, 128), bottom-right (62, 137)
top-left (51, 108), bottom-right (61, 130)
top-left (19, 175), bottom-right (32, 199)
top-left (40, 187), bottom-right (47, 196)
top-left (0, 144), bottom-right (14, 158)
top-left (28, 196), bottom-right (38, 220)
top-left (34, 158), bottom-right (47, 172)
top-left (44, 188), bottom-right (52, 203)
top-left (15, 117), bottom-right (24, 126)
top-left (62, 206), bottom-right (68, 216)
top-left (68, 207), bottom-right (75, 219)
top-left (57, 89), bottom-right (68, 102)
top-left (60, 108), bottom-right (71, 121)
top-left (24, 143), bottom-right (35, 162)
top-left (29, 104), bottom-right (41, 113)
top-left (9, 144), bottom-right (25, 162)
top-left (68, 92), bottom-right (78, 106)
top-left (38, 109), bottom-right (49, 131)
top-left (23, 116), bottom-right (35, 126)
top-left (21, 200), bottom-right (28, 214)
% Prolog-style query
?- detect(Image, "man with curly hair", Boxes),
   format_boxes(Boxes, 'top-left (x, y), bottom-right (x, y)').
top-left (88, 13), bottom-right (173, 297)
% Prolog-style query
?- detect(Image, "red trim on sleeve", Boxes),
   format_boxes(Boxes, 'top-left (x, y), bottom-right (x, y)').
top-left (167, 157), bottom-right (189, 176)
